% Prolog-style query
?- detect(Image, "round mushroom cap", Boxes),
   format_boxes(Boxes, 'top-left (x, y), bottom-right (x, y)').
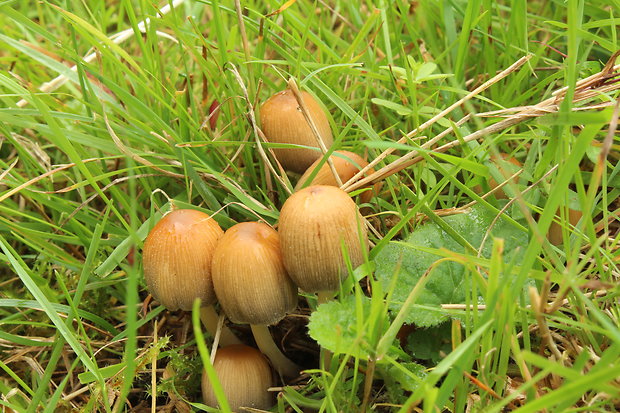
top-left (295, 150), bottom-right (381, 203)
top-left (279, 185), bottom-right (368, 293)
top-left (260, 89), bottom-right (333, 173)
top-left (202, 344), bottom-right (274, 412)
top-left (142, 209), bottom-right (223, 311)
top-left (212, 222), bottom-right (298, 325)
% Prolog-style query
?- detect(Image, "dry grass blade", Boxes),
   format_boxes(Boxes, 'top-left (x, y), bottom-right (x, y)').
top-left (344, 59), bottom-right (620, 193)
top-left (0, 158), bottom-right (102, 204)
top-left (287, 78), bottom-right (341, 186)
top-left (103, 111), bottom-right (185, 179)
top-left (228, 64), bottom-right (293, 194)
top-left (341, 55), bottom-right (533, 192)
top-left (15, 0), bottom-right (185, 108)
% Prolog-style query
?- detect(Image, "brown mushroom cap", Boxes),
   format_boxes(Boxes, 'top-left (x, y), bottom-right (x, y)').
top-left (547, 208), bottom-right (583, 246)
top-left (295, 150), bottom-right (381, 203)
top-left (260, 89), bottom-right (333, 173)
top-left (279, 185), bottom-right (368, 292)
top-left (142, 209), bottom-right (223, 311)
top-left (202, 344), bottom-right (274, 411)
top-left (212, 222), bottom-right (298, 325)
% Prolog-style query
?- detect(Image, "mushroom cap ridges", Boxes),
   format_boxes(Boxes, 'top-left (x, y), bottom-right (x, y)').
top-left (260, 89), bottom-right (333, 173)
top-left (212, 222), bottom-right (298, 325)
top-left (142, 209), bottom-right (223, 311)
top-left (279, 185), bottom-right (368, 292)
top-left (202, 344), bottom-right (274, 411)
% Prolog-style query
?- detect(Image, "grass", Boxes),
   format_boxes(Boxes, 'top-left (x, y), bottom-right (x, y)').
top-left (0, 0), bottom-right (619, 411)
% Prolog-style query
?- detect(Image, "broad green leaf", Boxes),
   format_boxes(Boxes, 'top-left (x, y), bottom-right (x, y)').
top-left (405, 322), bottom-right (452, 363)
top-left (375, 204), bottom-right (528, 327)
top-left (381, 361), bottom-right (427, 404)
top-left (308, 295), bottom-right (387, 359)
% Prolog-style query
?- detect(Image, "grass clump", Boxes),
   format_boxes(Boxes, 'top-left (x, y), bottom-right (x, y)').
top-left (1, 0), bottom-right (619, 412)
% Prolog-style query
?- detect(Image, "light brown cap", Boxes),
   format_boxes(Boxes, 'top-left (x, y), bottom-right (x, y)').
top-left (142, 209), bottom-right (223, 311)
top-left (212, 222), bottom-right (298, 325)
top-left (547, 208), bottom-right (583, 246)
top-left (279, 185), bottom-right (368, 292)
top-left (202, 344), bottom-right (274, 411)
top-left (260, 89), bottom-right (333, 173)
top-left (295, 150), bottom-right (381, 203)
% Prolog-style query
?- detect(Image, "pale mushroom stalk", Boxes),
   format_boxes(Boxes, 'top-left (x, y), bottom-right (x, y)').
top-left (200, 305), bottom-right (242, 346)
top-left (250, 324), bottom-right (300, 378)
top-left (317, 291), bottom-right (333, 305)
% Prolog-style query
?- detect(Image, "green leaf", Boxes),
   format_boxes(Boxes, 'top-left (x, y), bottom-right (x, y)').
top-left (375, 204), bottom-right (528, 327)
top-left (405, 322), bottom-right (452, 363)
top-left (371, 98), bottom-right (413, 116)
top-left (381, 361), bottom-right (427, 404)
top-left (308, 295), bottom-right (387, 359)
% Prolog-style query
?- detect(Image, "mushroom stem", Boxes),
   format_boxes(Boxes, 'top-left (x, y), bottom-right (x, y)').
top-left (316, 292), bottom-right (333, 370)
top-left (200, 306), bottom-right (242, 347)
top-left (317, 291), bottom-right (333, 305)
top-left (250, 324), bottom-right (300, 378)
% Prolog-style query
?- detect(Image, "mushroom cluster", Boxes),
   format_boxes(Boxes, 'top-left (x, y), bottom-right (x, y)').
top-left (141, 86), bottom-right (377, 410)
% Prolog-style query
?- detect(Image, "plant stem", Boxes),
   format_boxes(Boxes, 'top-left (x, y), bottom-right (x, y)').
top-left (360, 357), bottom-right (376, 412)
top-left (250, 324), bottom-right (300, 379)
top-left (200, 305), bottom-right (242, 347)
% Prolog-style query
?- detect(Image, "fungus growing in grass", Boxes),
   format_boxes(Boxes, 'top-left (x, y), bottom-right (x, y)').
top-left (202, 344), bottom-right (274, 412)
top-left (547, 208), bottom-right (583, 246)
top-left (260, 89), bottom-right (333, 173)
top-left (212, 222), bottom-right (300, 378)
top-left (142, 208), bottom-right (240, 346)
top-left (295, 150), bottom-right (382, 203)
top-left (279, 185), bottom-right (368, 300)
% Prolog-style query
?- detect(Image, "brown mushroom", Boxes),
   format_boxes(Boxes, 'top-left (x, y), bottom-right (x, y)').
top-left (260, 89), bottom-right (333, 173)
top-left (202, 345), bottom-right (274, 412)
top-left (212, 222), bottom-right (300, 378)
top-left (279, 185), bottom-right (369, 296)
top-left (142, 209), bottom-right (240, 346)
top-left (295, 150), bottom-right (381, 203)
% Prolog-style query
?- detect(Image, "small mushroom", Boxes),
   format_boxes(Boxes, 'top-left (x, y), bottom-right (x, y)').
top-left (202, 344), bottom-right (274, 412)
top-left (212, 222), bottom-right (300, 378)
top-left (279, 185), bottom-right (369, 295)
top-left (142, 208), bottom-right (240, 346)
top-left (260, 89), bottom-right (333, 173)
top-left (295, 150), bottom-right (381, 203)
top-left (548, 207), bottom-right (583, 246)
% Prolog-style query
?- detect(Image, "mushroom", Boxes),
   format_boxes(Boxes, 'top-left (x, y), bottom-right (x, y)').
top-left (278, 185), bottom-right (369, 300)
top-left (142, 208), bottom-right (240, 346)
top-left (295, 150), bottom-right (382, 203)
top-left (202, 344), bottom-right (274, 412)
top-left (548, 207), bottom-right (583, 246)
top-left (260, 89), bottom-right (333, 173)
top-left (212, 222), bottom-right (300, 378)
